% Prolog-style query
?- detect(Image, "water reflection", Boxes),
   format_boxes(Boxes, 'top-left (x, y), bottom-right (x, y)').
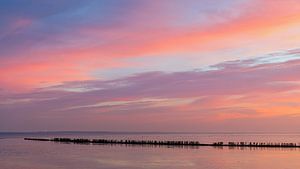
top-left (52, 141), bottom-right (300, 151)
top-left (2, 133), bottom-right (300, 169)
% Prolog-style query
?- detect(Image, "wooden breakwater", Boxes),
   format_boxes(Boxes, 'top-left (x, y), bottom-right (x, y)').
top-left (24, 137), bottom-right (300, 148)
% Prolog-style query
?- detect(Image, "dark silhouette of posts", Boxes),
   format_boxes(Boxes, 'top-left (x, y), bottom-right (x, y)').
top-left (24, 137), bottom-right (300, 148)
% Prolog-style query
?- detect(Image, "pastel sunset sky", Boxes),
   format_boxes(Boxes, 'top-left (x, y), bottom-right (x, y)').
top-left (1, 0), bottom-right (300, 132)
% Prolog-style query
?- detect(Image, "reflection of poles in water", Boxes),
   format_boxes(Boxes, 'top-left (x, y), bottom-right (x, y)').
top-left (24, 138), bottom-right (300, 148)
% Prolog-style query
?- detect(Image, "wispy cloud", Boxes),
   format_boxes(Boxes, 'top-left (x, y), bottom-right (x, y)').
top-left (1, 53), bottom-right (300, 131)
top-left (1, 0), bottom-right (300, 90)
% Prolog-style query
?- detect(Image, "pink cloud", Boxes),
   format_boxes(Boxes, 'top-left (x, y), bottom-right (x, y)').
top-left (2, 0), bottom-right (300, 90)
top-left (1, 55), bottom-right (300, 131)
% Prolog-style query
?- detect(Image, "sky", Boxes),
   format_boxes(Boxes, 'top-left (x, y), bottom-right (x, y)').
top-left (1, 0), bottom-right (300, 132)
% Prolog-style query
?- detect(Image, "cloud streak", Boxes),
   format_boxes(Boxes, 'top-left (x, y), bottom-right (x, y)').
top-left (1, 0), bottom-right (300, 89)
top-left (1, 52), bottom-right (300, 131)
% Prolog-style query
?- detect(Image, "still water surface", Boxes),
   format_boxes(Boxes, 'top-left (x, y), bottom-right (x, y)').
top-left (1, 132), bottom-right (300, 169)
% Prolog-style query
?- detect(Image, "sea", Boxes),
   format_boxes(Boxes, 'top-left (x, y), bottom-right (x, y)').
top-left (1, 131), bottom-right (300, 169)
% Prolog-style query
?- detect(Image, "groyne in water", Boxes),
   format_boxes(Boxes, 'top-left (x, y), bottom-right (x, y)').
top-left (24, 137), bottom-right (300, 148)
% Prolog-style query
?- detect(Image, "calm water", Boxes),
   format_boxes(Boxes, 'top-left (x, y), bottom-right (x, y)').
top-left (1, 132), bottom-right (300, 169)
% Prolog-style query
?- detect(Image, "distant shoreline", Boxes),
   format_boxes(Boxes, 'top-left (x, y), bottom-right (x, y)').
top-left (3, 131), bottom-right (300, 135)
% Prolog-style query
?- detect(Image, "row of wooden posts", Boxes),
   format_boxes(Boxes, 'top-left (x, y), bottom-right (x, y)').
top-left (24, 137), bottom-right (300, 148)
